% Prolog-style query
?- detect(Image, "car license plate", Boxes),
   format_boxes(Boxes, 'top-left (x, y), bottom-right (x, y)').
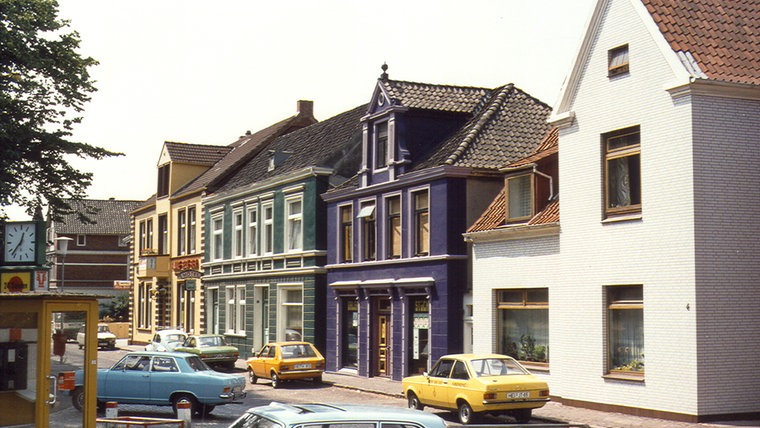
top-left (508, 391), bottom-right (530, 399)
top-left (294, 363), bottom-right (311, 369)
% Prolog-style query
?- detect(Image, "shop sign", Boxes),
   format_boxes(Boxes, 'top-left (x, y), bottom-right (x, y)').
top-left (1, 271), bottom-right (31, 293)
top-left (113, 280), bottom-right (132, 290)
top-left (177, 269), bottom-right (202, 279)
top-left (173, 258), bottom-right (200, 272)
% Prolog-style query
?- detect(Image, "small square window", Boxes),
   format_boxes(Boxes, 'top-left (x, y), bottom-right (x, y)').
top-left (608, 44), bottom-right (629, 77)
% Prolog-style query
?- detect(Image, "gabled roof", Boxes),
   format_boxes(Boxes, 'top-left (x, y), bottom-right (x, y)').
top-left (54, 198), bottom-right (143, 234)
top-left (210, 104), bottom-right (368, 195)
top-left (643, 0), bottom-right (760, 86)
top-left (467, 128), bottom-right (559, 234)
top-left (163, 142), bottom-right (231, 166)
top-left (413, 84), bottom-right (552, 170)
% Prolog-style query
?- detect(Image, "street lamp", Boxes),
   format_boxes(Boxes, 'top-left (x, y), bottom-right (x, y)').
top-left (56, 236), bottom-right (74, 292)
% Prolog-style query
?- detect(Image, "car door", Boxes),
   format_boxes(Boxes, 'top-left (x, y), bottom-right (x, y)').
top-left (149, 356), bottom-right (179, 403)
top-left (250, 345), bottom-right (271, 378)
top-left (101, 355), bottom-right (152, 403)
top-left (445, 360), bottom-right (471, 407)
top-left (426, 358), bottom-right (454, 408)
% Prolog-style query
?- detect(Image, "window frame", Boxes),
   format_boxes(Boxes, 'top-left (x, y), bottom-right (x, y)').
top-left (211, 214), bottom-right (224, 261)
top-left (278, 285), bottom-right (304, 342)
top-left (187, 206), bottom-right (196, 254)
top-left (496, 288), bottom-right (549, 366)
top-left (247, 205), bottom-right (258, 257)
top-left (604, 126), bottom-right (641, 218)
top-left (386, 194), bottom-right (402, 259)
top-left (225, 285), bottom-right (246, 335)
top-left (262, 201), bottom-right (274, 255)
top-left (177, 209), bottom-right (187, 255)
top-left (338, 204), bottom-right (353, 263)
top-left (608, 44), bottom-right (630, 77)
top-left (285, 195), bottom-right (303, 252)
top-left (158, 214), bottom-right (168, 255)
top-left (76, 234), bottom-right (86, 246)
top-left (506, 173), bottom-right (534, 223)
top-left (374, 121), bottom-right (389, 170)
top-left (358, 200), bottom-right (376, 261)
top-left (232, 208), bottom-right (244, 259)
top-left (412, 189), bottom-right (429, 256)
top-left (606, 285), bottom-right (644, 378)
top-left (157, 164), bottom-right (170, 198)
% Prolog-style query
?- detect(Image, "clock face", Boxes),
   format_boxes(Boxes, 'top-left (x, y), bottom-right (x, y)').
top-left (4, 222), bottom-right (37, 263)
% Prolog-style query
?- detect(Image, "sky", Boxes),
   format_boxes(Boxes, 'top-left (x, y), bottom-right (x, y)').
top-left (5, 0), bottom-right (597, 220)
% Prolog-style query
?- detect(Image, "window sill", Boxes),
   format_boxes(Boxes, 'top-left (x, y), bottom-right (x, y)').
top-left (520, 362), bottom-right (549, 373)
top-left (603, 372), bottom-right (644, 382)
top-left (602, 213), bottom-right (642, 224)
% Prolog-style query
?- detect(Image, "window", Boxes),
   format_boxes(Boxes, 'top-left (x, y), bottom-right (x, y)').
top-left (358, 202), bottom-right (376, 261)
top-left (341, 299), bottom-right (358, 368)
top-left (506, 174), bottom-right (533, 223)
top-left (139, 221), bottom-right (146, 253)
top-left (262, 202), bottom-right (274, 255)
top-left (157, 164), bottom-right (170, 198)
top-left (232, 209), bottom-right (244, 258)
top-left (604, 126), bottom-right (641, 217)
top-left (386, 195), bottom-right (401, 259)
top-left (158, 214), bottom-right (167, 255)
top-left (138, 282), bottom-right (151, 328)
top-left (285, 197), bottom-right (303, 252)
top-left (76, 234), bottom-right (85, 246)
top-left (374, 122), bottom-right (388, 169)
top-left (497, 289), bottom-right (549, 364)
top-left (225, 285), bottom-right (246, 335)
top-left (413, 190), bottom-right (429, 256)
top-left (247, 206), bottom-right (258, 257)
top-left (178, 209), bottom-right (187, 255)
top-left (339, 205), bottom-right (353, 263)
top-left (608, 285), bottom-right (644, 375)
top-left (280, 286), bottom-right (303, 342)
top-left (187, 206), bottom-right (196, 253)
top-left (608, 44), bottom-right (629, 77)
top-left (211, 215), bottom-right (223, 260)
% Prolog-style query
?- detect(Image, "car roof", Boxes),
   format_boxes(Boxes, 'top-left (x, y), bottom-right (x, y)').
top-left (439, 353), bottom-right (513, 360)
top-left (124, 351), bottom-right (193, 358)
top-left (247, 402), bottom-right (444, 425)
top-left (156, 329), bottom-right (186, 335)
top-left (266, 341), bottom-right (315, 346)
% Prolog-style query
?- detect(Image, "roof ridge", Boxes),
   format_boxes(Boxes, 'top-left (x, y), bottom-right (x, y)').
top-left (443, 84), bottom-right (514, 165)
top-left (385, 78), bottom-right (493, 92)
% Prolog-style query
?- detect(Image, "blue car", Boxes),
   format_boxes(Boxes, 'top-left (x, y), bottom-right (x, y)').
top-left (72, 351), bottom-right (246, 417)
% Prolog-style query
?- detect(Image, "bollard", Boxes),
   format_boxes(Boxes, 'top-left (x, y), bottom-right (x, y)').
top-left (177, 400), bottom-right (192, 427)
top-left (105, 402), bottom-right (118, 428)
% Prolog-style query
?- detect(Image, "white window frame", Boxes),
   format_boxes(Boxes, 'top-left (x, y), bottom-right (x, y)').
top-left (285, 195), bottom-right (303, 252)
top-left (232, 209), bottom-right (244, 258)
top-left (225, 285), bottom-right (246, 335)
top-left (178, 209), bottom-right (187, 255)
top-left (262, 201), bottom-right (274, 255)
top-left (278, 284), bottom-right (303, 342)
top-left (211, 214), bottom-right (224, 261)
top-left (187, 206), bottom-right (196, 253)
top-left (247, 206), bottom-right (258, 257)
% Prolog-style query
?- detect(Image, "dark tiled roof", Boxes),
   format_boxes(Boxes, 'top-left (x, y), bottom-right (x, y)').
top-left (175, 111), bottom-right (317, 197)
top-left (212, 104), bottom-right (368, 194)
top-left (643, 0), bottom-right (760, 86)
top-left (380, 79), bottom-right (492, 113)
top-left (510, 128), bottom-right (559, 167)
top-left (55, 199), bottom-right (143, 234)
top-left (414, 85), bottom-right (553, 170)
top-left (164, 142), bottom-right (232, 166)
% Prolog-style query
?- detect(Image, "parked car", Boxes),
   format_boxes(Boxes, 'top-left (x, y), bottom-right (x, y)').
top-left (144, 329), bottom-right (187, 352)
top-left (71, 351), bottom-right (246, 417)
top-left (228, 402), bottom-right (447, 428)
top-left (245, 342), bottom-right (324, 388)
top-left (173, 334), bottom-right (239, 370)
top-left (76, 324), bottom-right (117, 350)
top-left (401, 353), bottom-right (550, 424)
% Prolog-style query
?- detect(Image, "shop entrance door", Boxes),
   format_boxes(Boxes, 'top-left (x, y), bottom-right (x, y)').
top-left (372, 298), bottom-right (391, 377)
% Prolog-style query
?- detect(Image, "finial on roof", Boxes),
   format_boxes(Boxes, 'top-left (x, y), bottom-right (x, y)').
top-left (380, 62), bottom-right (388, 81)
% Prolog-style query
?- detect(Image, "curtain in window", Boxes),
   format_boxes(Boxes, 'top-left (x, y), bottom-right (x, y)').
top-left (610, 308), bottom-right (644, 371)
top-left (499, 309), bottom-right (549, 363)
top-left (609, 157), bottom-right (631, 207)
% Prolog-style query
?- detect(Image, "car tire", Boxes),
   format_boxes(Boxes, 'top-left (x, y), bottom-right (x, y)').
top-left (512, 408), bottom-right (532, 423)
top-left (270, 372), bottom-right (281, 389)
top-left (313, 375), bottom-right (322, 384)
top-left (172, 394), bottom-right (198, 418)
top-left (71, 387), bottom-right (85, 411)
top-left (407, 392), bottom-right (424, 410)
top-left (248, 368), bottom-right (258, 384)
top-left (457, 401), bottom-right (477, 424)
top-left (198, 404), bottom-right (215, 417)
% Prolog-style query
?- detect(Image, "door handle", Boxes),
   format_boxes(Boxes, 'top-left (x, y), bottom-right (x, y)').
top-left (46, 375), bottom-right (57, 405)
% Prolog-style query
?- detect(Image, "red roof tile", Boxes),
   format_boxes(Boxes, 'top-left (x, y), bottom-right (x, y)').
top-left (643, 0), bottom-right (760, 86)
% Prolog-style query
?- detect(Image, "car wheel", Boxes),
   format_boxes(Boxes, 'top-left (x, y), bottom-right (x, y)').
top-left (198, 404), bottom-right (215, 417)
top-left (270, 372), bottom-right (281, 388)
top-left (313, 375), bottom-right (322, 384)
top-left (512, 408), bottom-right (532, 423)
top-left (407, 391), bottom-right (424, 410)
top-left (248, 368), bottom-right (258, 384)
top-left (172, 394), bottom-right (198, 417)
top-left (457, 401), bottom-right (477, 424)
top-left (71, 387), bottom-right (85, 411)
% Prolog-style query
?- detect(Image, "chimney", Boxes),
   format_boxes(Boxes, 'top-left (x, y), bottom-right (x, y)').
top-left (296, 100), bottom-right (314, 119)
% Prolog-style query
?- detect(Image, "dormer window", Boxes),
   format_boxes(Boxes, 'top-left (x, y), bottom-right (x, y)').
top-left (374, 122), bottom-right (388, 169)
top-left (506, 174), bottom-right (533, 223)
top-left (157, 164), bottom-right (170, 197)
top-left (608, 44), bottom-right (629, 77)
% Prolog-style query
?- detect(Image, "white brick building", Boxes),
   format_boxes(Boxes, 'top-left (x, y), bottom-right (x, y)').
top-left (466, 0), bottom-right (760, 422)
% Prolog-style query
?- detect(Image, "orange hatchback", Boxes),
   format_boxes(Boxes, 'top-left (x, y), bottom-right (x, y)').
top-left (246, 342), bottom-right (325, 388)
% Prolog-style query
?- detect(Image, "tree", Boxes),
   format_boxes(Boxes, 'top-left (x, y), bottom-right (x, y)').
top-left (0, 0), bottom-right (121, 222)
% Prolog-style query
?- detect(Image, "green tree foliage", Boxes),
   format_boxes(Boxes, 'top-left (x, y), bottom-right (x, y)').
top-left (0, 0), bottom-right (121, 222)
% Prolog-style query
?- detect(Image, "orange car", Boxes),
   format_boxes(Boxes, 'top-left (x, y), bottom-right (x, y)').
top-left (246, 342), bottom-right (325, 388)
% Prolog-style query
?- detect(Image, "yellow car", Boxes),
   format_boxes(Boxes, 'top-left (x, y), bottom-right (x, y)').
top-left (402, 354), bottom-right (549, 424)
top-left (245, 342), bottom-right (325, 388)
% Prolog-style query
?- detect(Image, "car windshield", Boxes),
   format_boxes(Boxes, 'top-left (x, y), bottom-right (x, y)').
top-left (470, 357), bottom-right (529, 377)
top-left (185, 355), bottom-right (212, 372)
top-left (280, 344), bottom-right (317, 359)
top-left (98, 325), bottom-right (110, 333)
top-left (164, 333), bottom-right (186, 343)
top-left (229, 413), bottom-right (282, 428)
top-left (198, 336), bottom-right (225, 347)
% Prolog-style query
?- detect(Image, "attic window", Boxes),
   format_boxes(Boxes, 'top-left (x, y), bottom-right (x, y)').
top-left (608, 44), bottom-right (629, 77)
top-left (506, 174), bottom-right (533, 223)
top-left (157, 164), bottom-right (170, 198)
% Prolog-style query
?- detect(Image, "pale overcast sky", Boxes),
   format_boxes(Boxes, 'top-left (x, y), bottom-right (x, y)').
top-left (6, 0), bottom-right (597, 220)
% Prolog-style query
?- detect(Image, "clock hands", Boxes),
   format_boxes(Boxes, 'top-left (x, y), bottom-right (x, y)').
top-left (10, 231), bottom-right (25, 257)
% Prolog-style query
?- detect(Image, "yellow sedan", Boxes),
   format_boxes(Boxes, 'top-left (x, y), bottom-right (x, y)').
top-left (245, 342), bottom-right (325, 388)
top-left (402, 354), bottom-right (549, 424)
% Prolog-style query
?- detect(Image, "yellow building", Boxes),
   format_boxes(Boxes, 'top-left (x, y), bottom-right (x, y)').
top-left (130, 101), bottom-right (316, 344)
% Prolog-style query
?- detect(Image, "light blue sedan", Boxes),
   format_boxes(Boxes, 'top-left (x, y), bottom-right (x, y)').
top-left (72, 351), bottom-right (246, 417)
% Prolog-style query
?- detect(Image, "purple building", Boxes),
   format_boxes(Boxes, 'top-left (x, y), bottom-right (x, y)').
top-left (322, 66), bottom-right (552, 380)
